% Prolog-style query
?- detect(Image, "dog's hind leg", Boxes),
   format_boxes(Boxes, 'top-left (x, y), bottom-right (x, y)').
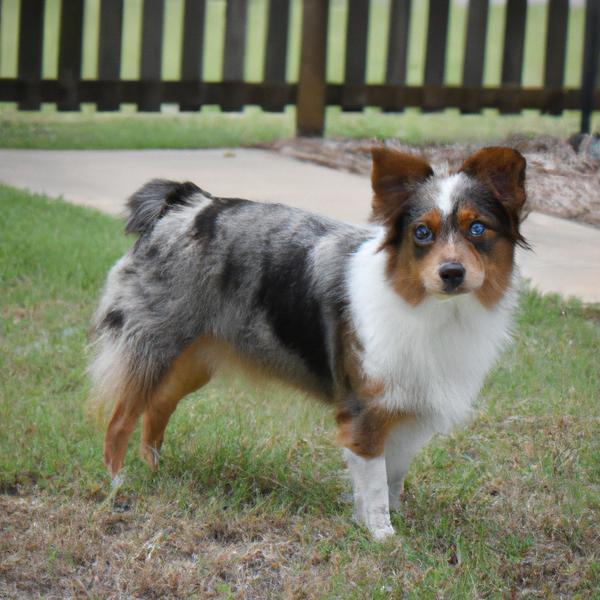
top-left (104, 386), bottom-right (146, 477)
top-left (140, 337), bottom-right (214, 469)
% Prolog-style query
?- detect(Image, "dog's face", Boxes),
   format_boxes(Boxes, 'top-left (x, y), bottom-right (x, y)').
top-left (371, 146), bottom-right (527, 308)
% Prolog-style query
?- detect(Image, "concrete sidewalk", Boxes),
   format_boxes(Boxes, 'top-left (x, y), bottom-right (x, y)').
top-left (0, 148), bottom-right (598, 303)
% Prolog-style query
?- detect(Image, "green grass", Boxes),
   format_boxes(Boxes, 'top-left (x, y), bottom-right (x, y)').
top-left (0, 107), bottom-right (596, 149)
top-left (1, 185), bottom-right (599, 597)
top-left (0, 0), bottom-right (597, 149)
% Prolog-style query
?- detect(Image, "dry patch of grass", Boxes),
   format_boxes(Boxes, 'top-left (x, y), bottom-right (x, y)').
top-left (0, 493), bottom-right (349, 599)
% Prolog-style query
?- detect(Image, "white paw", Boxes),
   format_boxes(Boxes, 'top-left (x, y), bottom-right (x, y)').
top-left (370, 523), bottom-right (396, 540)
top-left (364, 511), bottom-right (395, 540)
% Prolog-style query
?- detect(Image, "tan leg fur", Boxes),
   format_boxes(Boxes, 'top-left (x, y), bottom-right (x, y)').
top-left (103, 337), bottom-right (215, 476)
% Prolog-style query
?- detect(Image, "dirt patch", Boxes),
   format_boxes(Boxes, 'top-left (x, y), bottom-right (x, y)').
top-left (264, 135), bottom-right (600, 228)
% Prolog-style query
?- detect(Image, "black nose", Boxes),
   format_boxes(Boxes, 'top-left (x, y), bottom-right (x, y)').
top-left (439, 262), bottom-right (465, 292)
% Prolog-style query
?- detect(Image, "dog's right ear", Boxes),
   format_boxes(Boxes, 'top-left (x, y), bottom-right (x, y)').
top-left (371, 147), bottom-right (433, 224)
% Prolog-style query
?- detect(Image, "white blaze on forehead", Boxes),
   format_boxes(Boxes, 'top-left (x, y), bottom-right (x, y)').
top-left (435, 173), bottom-right (464, 215)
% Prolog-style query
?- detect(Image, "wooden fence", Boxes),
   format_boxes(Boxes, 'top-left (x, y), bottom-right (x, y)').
top-left (0, 0), bottom-right (598, 136)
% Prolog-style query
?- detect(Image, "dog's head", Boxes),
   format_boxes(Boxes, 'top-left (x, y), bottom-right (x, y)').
top-left (371, 146), bottom-right (528, 308)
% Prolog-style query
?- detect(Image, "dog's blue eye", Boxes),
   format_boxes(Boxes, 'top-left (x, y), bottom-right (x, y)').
top-left (469, 221), bottom-right (486, 237)
top-left (414, 224), bottom-right (433, 243)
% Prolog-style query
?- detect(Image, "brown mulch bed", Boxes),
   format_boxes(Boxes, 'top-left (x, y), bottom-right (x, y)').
top-left (264, 135), bottom-right (600, 228)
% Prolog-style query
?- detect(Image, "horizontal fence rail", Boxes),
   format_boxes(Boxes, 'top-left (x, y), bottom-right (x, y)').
top-left (0, 0), bottom-right (598, 135)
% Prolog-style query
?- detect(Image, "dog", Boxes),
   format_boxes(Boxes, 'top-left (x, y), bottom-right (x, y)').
top-left (89, 146), bottom-right (527, 539)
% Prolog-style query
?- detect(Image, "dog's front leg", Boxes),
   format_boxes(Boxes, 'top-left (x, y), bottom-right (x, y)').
top-left (337, 401), bottom-right (402, 539)
top-left (385, 418), bottom-right (434, 510)
top-left (343, 449), bottom-right (394, 539)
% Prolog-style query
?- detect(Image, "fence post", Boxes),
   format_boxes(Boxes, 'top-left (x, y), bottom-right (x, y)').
top-left (139, 0), bottom-right (165, 111)
top-left (296, 0), bottom-right (329, 137)
top-left (98, 0), bottom-right (124, 111)
top-left (222, 0), bottom-right (248, 111)
top-left (58, 0), bottom-right (85, 110)
top-left (500, 0), bottom-right (527, 113)
top-left (581, 0), bottom-right (600, 134)
top-left (17, 0), bottom-right (44, 110)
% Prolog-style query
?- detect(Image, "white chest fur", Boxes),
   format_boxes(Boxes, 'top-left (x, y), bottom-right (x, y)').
top-left (347, 236), bottom-right (516, 432)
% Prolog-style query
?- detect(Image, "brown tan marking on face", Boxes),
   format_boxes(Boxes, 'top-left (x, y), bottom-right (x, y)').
top-left (473, 237), bottom-right (514, 307)
top-left (459, 147), bottom-right (528, 248)
top-left (456, 206), bottom-right (494, 243)
top-left (385, 203), bottom-right (515, 306)
top-left (385, 236), bottom-right (427, 305)
top-left (386, 207), bottom-right (484, 303)
top-left (417, 236), bottom-right (484, 296)
top-left (384, 208), bottom-right (442, 305)
top-left (456, 204), bottom-right (516, 307)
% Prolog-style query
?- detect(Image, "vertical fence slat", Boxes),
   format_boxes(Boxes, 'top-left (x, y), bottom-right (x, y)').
top-left (17, 0), bottom-right (45, 110)
top-left (544, 0), bottom-right (569, 88)
top-left (265, 0), bottom-right (290, 83)
top-left (297, 0), bottom-right (329, 136)
top-left (500, 0), bottom-right (527, 113)
top-left (386, 0), bottom-right (411, 85)
top-left (139, 0), bottom-right (165, 111)
top-left (463, 0), bottom-right (488, 99)
top-left (222, 0), bottom-right (247, 111)
top-left (424, 0), bottom-right (450, 85)
top-left (544, 0), bottom-right (569, 115)
top-left (342, 0), bottom-right (369, 110)
top-left (424, 0), bottom-right (450, 110)
top-left (462, 0), bottom-right (488, 113)
top-left (501, 0), bottom-right (527, 85)
top-left (385, 0), bottom-right (411, 113)
top-left (581, 0), bottom-right (600, 133)
top-left (181, 0), bottom-right (206, 80)
top-left (463, 0), bottom-right (488, 86)
top-left (223, 0), bottom-right (247, 80)
top-left (98, 0), bottom-right (124, 110)
top-left (58, 0), bottom-right (85, 110)
top-left (264, 0), bottom-right (290, 111)
top-left (180, 0), bottom-right (206, 111)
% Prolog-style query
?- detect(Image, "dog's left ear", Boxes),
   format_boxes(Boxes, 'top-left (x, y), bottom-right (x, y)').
top-left (371, 147), bottom-right (433, 223)
top-left (460, 147), bottom-right (527, 217)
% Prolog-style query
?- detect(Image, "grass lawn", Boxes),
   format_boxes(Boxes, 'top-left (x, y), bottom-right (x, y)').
top-left (1, 107), bottom-right (597, 150)
top-left (1, 185), bottom-right (599, 598)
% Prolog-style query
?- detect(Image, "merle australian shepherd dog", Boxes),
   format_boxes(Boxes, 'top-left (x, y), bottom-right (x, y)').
top-left (90, 146), bottom-right (527, 539)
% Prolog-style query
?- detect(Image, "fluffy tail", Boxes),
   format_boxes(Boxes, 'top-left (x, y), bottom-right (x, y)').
top-left (88, 326), bottom-right (140, 420)
top-left (125, 179), bottom-right (202, 236)
top-left (89, 179), bottom-right (202, 417)
top-left (89, 323), bottom-right (161, 474)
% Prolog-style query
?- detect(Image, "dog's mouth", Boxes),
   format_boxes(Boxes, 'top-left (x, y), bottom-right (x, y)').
top-left (433, 288), bottom-right (469, 301)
